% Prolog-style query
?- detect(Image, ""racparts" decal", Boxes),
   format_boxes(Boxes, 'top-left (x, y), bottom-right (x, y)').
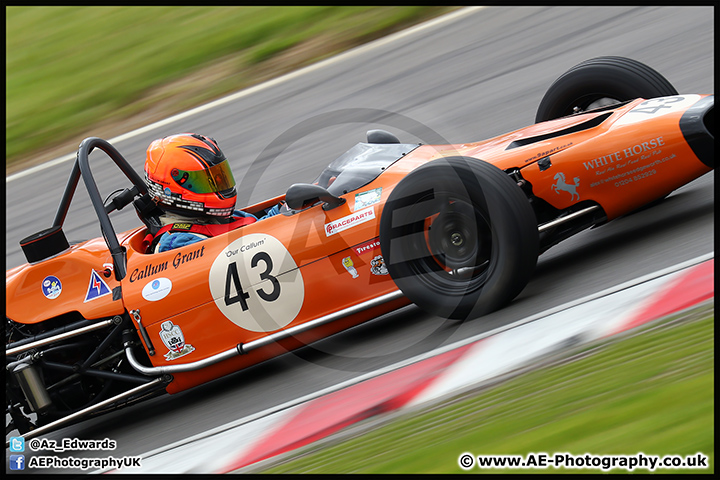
top-left (325, 207), bottom-right (375, 237)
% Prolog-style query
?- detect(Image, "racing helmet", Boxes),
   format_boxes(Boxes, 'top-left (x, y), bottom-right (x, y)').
top-left (144, 133), bottom-right (236, 217)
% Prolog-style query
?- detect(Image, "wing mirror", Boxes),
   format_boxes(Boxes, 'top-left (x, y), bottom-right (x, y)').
top-left (285, 183), bottom-right (346, 211)
top-left (366, 129), bottom-right (400, 144)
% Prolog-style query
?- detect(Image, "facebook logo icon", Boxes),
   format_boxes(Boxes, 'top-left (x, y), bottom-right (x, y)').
top-left (9, 454), bottom-right (25, 470)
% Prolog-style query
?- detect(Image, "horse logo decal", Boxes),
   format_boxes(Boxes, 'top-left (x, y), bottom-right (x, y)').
top-left (551, 172), bottom-right (580, 201)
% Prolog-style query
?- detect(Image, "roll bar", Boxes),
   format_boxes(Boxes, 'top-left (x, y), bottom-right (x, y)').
top-left (51, 137), bottom-right (149, 281)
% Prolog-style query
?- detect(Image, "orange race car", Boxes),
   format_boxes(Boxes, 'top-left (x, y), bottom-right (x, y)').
top-left (6, 57), bottom-right (713, 439)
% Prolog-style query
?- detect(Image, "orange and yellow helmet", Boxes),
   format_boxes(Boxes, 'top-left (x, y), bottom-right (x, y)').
top-left (144, 134), bottom-right (236, 217)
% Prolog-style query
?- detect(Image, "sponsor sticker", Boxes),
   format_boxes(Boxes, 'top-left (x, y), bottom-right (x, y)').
top-left (84, 270), bottom-right (112, 302)
top-left (172, 223), bottom-right (193, 230)
top-left (370, 255), bottom-right (389, 275)
top-left (159, 320), bottom-right (195, 361)
top-left (142, 277), bottom-right (172, 301)
top-left (41, 275), bottom-right (62, 299)
top-left (342, 256), bottom-right (359, 278)
top-left (354, 188), bottom-right (382, 211)
top-left (354, 237), bottom-right (381, 256)
top-left (325, 207), bottom-right (375, 237)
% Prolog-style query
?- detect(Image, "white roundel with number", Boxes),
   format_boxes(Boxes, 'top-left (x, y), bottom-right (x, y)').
top-left (209, 234), bottom-right (304, 332)
top-left (614, 95), bottom-right (700, 126)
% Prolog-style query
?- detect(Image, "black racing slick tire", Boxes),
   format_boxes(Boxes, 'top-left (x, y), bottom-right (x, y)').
top-left (379, 157), bottom-right (539, 321)
top-left (535, 56), bottom-right (679, 123)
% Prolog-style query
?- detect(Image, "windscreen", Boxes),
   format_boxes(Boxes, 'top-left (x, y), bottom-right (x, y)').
top-left (313, 142), bottom-right (419, 195)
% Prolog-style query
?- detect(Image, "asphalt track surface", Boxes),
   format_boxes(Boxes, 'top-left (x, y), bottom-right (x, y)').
top-left (6, 6), bottom-right (713, 472)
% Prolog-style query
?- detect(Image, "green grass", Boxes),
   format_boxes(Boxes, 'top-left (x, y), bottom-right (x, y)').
top-left (263, 311), bottom-right (714, 474)
top-left (6, 6), bottom-right (454, 168)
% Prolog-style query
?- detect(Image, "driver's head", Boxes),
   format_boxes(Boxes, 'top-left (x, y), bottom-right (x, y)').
top-left (144, 133), bottom-right (236, 217)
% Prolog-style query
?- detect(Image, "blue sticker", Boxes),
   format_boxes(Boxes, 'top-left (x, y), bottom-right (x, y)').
top-left (164, 187), bottom-right (172, 195)
top-left (85, 270), bottom-right (112, 302)
top-left (41, 275), bottom-right (62, 299)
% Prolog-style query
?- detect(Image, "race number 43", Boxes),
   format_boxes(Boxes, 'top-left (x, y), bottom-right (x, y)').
top-left (209, 234), bottom-right (304, 332)
top-left (631, 96), bottom-right (688, 115)
top-left (615, 95), bottom-right (700, 126)
top-left (224, 251), bottom-right (280, 309)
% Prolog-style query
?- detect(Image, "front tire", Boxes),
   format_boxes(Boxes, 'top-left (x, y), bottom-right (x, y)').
top-left (535, 56), bottom-right (678, 122)
top-left (379, 157), bottom-right (538, 320)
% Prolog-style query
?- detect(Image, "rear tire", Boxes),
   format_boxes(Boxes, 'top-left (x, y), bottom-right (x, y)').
top-left (536, 56), bottom-right (678, 122)
top-left (379, 157), bottom-right (538, 320)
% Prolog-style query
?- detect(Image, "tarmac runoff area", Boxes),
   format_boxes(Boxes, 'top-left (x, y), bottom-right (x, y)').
top-left (98, 252), bottom-right (714, 474)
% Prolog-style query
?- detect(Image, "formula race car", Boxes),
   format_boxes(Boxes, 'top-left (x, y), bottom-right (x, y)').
top-left (6, 57), bottom-right (713, 439)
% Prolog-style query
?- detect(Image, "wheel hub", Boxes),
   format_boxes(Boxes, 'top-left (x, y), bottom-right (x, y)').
top-left (427, 202), bottom-right (484, 270)
top-left (450, 232), bottom-right (464, 247)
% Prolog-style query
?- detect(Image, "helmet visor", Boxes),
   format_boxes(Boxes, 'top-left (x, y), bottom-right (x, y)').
top-left (171, 161), bottom-right (235, 194)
